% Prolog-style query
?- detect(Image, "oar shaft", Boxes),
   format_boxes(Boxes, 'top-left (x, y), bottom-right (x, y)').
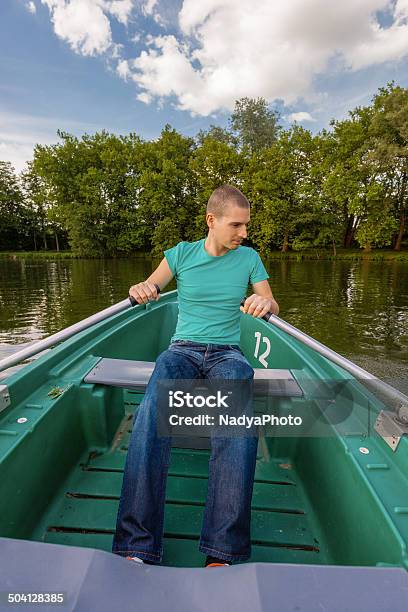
top-left (240, 298), bottom-right (408, 408)
top-left (0, 284), bottom-right (162, 374)
top-left (0, 298), bottom-right (133, 373)
top-left (264, 312), bottom-right (408, 409)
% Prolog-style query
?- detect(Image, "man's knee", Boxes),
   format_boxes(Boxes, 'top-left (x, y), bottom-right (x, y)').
top-left (241, 361), bottom-right (254, 380)
top-left (155, 349), bottom-right (174, 370)
top-left (226, 357), bottom-right (254, 381)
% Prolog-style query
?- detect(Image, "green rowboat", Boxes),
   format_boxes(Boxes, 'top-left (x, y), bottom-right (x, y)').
top-left (0, 290), bottom-right (407, 611)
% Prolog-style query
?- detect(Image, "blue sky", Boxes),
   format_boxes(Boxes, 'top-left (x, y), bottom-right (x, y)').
top-left (1, 0), bottom-right (408, 172)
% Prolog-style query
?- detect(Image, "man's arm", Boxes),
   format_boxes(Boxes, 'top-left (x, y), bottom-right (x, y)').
top-left (129, 257), bottom-right (174, 304)
top-left (240, 279), bottom-right (279, 318)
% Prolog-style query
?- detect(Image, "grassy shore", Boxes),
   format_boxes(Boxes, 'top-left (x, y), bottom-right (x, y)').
top-left (0, 248), bottom-right (407, 261)
top-left (0, 251), bottom-right (150, 259)
top-left (264, 248), bottom-right (408, 261)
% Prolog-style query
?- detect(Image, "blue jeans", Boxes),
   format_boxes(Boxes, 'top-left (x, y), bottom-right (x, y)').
top-left (111, 340), bottom-right (258, 564)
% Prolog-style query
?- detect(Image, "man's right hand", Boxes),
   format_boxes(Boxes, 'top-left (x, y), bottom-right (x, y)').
top-left (129, 281), bottom-right (160, 304)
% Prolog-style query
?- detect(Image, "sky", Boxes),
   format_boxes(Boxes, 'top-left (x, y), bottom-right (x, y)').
top-left (1, 0), bottom-right (408, 173)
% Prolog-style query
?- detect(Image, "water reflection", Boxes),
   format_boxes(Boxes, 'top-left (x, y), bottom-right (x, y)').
top-left (0, 257), bottom-right (407, 390)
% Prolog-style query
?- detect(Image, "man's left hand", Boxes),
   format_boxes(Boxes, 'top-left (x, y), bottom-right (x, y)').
top-left (240, 295), bottom-right (278, 318)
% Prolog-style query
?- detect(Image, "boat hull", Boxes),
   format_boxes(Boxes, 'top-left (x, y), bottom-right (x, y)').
top-left (0, 289), bottom-right (407, 605)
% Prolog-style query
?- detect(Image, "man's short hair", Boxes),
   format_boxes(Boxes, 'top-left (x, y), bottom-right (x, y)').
top-left (207, 184), bottom-right (250, 218)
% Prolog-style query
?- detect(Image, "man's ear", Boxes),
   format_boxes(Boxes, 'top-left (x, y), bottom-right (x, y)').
top-left (206, 213), bottom-right (215, 229)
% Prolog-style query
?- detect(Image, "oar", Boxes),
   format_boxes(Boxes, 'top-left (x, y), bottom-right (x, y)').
top-left (0, 285), bottom-right (161, 373)
top-left (240, 298), bottom-right (408, 414)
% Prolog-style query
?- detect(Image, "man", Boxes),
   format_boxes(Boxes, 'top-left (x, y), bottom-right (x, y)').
top-left (112, 184), bottom-right (279, 567)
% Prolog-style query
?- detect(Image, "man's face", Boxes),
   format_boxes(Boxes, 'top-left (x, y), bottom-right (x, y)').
top-left (208, 203), bottom-right (250, 250)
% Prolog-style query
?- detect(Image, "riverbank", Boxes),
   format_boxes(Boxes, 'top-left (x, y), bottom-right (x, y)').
top-left (1, 249), bottom-right (407, 261)
top-left (0, 251), bottom-right (150, 259)
top-left (265, 249), bottom-right (408, 261)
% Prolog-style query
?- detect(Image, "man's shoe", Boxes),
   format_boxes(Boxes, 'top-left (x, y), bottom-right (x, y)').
top-left (126, 556), bottom-right (156, 565)
top-left (205, 555), bottom-right (231, 567)
top-left (126, 556), bottom-right (144, 563)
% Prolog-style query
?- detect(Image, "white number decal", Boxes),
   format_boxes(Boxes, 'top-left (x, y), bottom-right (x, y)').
top-left (254, 331), bottom-right (261, 360)
top-left (254, 332), bottom-right (270, 368)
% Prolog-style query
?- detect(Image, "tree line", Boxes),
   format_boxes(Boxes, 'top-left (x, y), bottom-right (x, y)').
top-left (0, 83), bottom-right (406, 257)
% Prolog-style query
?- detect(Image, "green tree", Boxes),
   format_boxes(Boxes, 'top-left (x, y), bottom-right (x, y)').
top-left (20, 161), bottom-right (66, 251)
top-left (33, 131), bottom-right (146, 256)
top-left (0, 161), bottom-right (32, 250)
top-left (189, 135), bottom-right (245, 239)
top-left (328, 104), bottom-right (397, 252)
top-left (368, 83), bottom-right (408, 251)
top-left (298, 130), bottom-right (345, 255)
top-left (6, 84), bottom-right (403, 257)
top-left (243, 126), bottom-right (317, 254)
top-left (196, 124), bottom-right (238, 148)
top-left (136, 125), bottom-right (197, 256)
top-left (230, 97), bottom-right (280, 154)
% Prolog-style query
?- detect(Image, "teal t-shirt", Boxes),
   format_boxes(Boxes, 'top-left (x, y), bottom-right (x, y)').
top-left (164, 238), bottom-right (269, 345)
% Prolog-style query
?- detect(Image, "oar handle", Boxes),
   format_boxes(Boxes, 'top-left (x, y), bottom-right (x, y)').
top-left (129, 284), bottom-right (161, 306)
top-left (240, 297), bottom-right (274, 323)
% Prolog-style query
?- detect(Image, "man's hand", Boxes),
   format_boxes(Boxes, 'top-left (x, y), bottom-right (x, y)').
top-left (240, 294), bottom-right (278, 318)
top-left (129, 281), bottom-right (160, 304)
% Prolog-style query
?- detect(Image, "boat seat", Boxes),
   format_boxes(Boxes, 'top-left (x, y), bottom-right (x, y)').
top-left (83, 358), bottom-right (303, 397)
top-left (83, 358), bottom-right (303, 451)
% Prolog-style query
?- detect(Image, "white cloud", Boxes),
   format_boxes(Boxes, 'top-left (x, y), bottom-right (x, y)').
top-left (117, 58), bottom-right (131, 79)
top-left (131, 35), bottom-right (205, 114)
top-left (288, 112), bottom-right (316, 123)
top-left (40, 0), bottom-right (135, 56)
top-left (137, 92), bottom-right (153, 104)
top-left (33, 1), bottom-right (408, 117)
top-left (142, 0), bottom-right (158, 16)
top-left (41, 0), bottom-right (113, 56)
top-left (128, 0), bottom-right (408, 116)
top-left (343, 0), bottom-right (408, 69)
top-left (108, 0), bottom-right (134, 25)
top-left (26, 1), bottom-right (37, 13)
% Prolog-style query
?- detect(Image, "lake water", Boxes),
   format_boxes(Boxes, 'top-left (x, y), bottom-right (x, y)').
top-left (0, 257), bottom-right (407, 392)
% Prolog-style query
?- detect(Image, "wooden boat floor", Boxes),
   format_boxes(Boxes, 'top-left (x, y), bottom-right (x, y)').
top-left (31, 410), bottom-right (331, 567)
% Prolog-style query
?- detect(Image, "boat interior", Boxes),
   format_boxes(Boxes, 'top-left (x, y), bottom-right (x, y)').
top-left (1, 294), bottom-right (407, 570)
